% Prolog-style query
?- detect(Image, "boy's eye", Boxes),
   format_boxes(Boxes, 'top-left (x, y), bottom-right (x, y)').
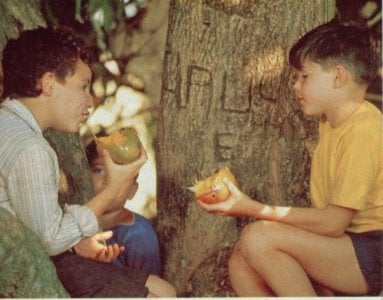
top-left (91, 165), bottom-right (106, 177)
top-left (294, 73), bottom-right (308, 81)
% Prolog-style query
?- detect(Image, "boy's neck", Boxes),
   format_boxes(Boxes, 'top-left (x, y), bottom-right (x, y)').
top-left (325, 99), bottom-right (364, 128)
top-left (326, 84), bottom-right (367, 128)
top-left (17, 96), bottom-right (50, 130)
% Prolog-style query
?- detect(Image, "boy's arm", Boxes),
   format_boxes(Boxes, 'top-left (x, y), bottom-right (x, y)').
top-left (252, 202), bottom-right (355, 237)
top-left (8, 144), bottom-right (99, 256)
top-left (99, 210), bottom-right (121, 228)
top-left (99, 208), bottom-right (134, 228)
top-left (98, 181), bottom-right (138, 228)
top-left (86, 149), bottom-right (146, 217)
top-left (197, 179), bottom-right (356, 237)
top-left (9, 146), bottom-right (125, 259)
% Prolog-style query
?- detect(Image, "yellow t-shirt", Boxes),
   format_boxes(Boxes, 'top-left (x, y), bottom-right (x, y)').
top-left (310, 101), bottom-right (383, 233)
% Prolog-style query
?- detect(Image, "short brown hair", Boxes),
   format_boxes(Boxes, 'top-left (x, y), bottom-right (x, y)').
top-left (2, 26), bottom-right (91, 98)
top-left (289, 20), bottom-right (381, 85)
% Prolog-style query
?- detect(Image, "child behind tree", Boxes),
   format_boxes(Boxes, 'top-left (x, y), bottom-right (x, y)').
top-left (85, 138), bottom-right (161, 275)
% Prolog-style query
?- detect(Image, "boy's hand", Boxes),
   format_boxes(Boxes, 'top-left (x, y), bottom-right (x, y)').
top-left (103, 147), bottom-right (147, 210)
top-left (197, 178), bottom-right (248, 216)
top-left (96, 242), bottom-right (124, 262)
top-left (126, 179), bottom-right (139, 199)
top-left (73, 231), bottom-right (124, 263)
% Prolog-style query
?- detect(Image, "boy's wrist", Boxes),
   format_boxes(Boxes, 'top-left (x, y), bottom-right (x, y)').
top-left (87, 188), bottom-right (118, 217)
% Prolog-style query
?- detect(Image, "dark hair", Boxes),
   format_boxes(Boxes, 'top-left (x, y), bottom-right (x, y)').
top-left (2, 26), bottom-right (91, 98)
top-left (289, 20), bottom-right (381, 85)
top-left (85, 140), bottom-right (98, 165)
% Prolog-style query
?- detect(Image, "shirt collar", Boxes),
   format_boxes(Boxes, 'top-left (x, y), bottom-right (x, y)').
top-left (1, 98), bottom-right (43, 135)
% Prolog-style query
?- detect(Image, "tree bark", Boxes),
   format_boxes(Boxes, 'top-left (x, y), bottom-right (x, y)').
top-left (0, 0), bottom-right (45, 51)
top-left (0, 207), bottom-right (68, 298)
top-left (44, 129), bottom-right (95, 207)
top-left (156, 0), bottom-right (335, 296)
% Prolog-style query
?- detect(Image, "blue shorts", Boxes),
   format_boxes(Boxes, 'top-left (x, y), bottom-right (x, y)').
top-left (106, 213), bottom-right (161, 275)
top-left (348, 230), bottom-right (383, 295)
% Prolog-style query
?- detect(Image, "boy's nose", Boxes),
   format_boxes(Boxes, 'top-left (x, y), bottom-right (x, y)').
top-left (86, 94), bottom-right (94, 108)
top-left (292, 80), bottom-right (300, 91)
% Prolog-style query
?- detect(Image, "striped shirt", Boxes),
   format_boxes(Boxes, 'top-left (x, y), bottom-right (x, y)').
top-left (0, 99), bottom-right (99, 255)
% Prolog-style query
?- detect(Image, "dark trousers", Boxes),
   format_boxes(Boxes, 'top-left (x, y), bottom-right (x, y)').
top-left (50, 251), bottom-right (149, 297)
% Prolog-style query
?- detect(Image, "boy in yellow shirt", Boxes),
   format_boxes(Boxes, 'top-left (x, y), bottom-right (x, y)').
top-left (198, 20), bottom-right (382, 296)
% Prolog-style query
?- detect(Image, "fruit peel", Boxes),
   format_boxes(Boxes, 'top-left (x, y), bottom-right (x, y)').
top-left (188, 167), bottom-right (237, 204)
top-left (95, 128), bottom-right (141, 164)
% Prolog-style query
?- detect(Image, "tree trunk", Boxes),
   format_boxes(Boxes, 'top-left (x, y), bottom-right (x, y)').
top-left (156, 0), bottom-right (335, 296)
top-left (0, 0), bottom-right (45, 51)
top-left (0, 207), bottom-right (68, 298)
top-left (44, 129), bottom-right (95, 207)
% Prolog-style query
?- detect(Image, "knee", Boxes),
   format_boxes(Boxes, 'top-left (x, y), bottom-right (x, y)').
top-left (238, 220), bottom-right (280, 258)
top-left (158, 279), bottom-right (177, 298)
top-left (146, 275), bottom-right (177, 297)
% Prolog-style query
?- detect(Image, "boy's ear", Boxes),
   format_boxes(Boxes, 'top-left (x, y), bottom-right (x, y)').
top-left (333, 65), bottom-right (349, 88)
top-left (38, 72), bottom-right (55, 96)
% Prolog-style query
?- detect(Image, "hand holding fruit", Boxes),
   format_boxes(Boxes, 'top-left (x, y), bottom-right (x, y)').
top-left (196, 177), bottom-right (244, 215)
top-left (103, 147), bottom-right (147, 211)
top-left (189, 168), bottom-right (254, 216)
top-left (96, 128), bottom-right (147, 210)
top-left (188, 167), bottom-right (238, 204)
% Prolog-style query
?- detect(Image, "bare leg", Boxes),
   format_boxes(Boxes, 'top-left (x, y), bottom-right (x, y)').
top-left (312, 281), bottom-right (335, 296)
top-left (229, 242), bottom-right (274, 296)
top-left (232, 220), bottom-right (369, 296)
top-left (145, 275), bottom-right (177, 297)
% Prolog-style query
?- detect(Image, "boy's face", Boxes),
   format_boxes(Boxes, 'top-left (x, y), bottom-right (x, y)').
top-left (90, 155), bottom-right (108, 195)
top-left (49, 59), bottom-right (93, 133)
top-left (89, 152), bottom-right (139, 198)
top-left (292, 60), bottom-right (337, 116)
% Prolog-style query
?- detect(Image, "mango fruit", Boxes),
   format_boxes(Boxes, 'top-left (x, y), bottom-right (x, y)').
top-left (188, 167), bottom-right (238, 204)
top-left (95, 128), bottom-right (141, 164)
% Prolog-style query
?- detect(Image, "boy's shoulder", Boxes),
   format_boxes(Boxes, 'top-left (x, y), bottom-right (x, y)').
top-left (353, 101), bottom-right (381, 126)
top-left (0, 102), bottom-right (39, 145)
top-left (345, 101), bottom-right (382, 140)
top-left (319, 101), bottom-right (381, 142)
top-left (0, 102), bottom-right (54, 174)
